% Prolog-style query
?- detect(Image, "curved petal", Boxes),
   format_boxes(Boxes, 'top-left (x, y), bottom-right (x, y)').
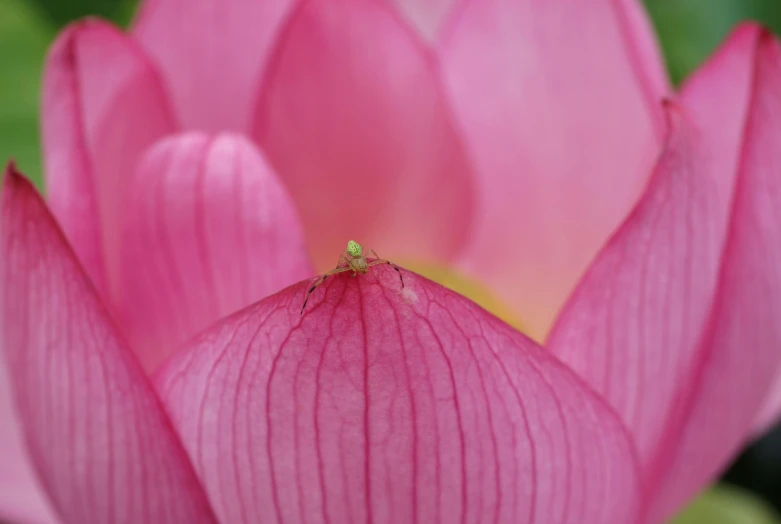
top-left (252, 0), bottom-right (475, 272)
top-left (0, 357), bottom-right (60, 524)
top-left (154, 267), bottom-right (640, 524)
top-left (546, 25), bottom-right (781, 522)
top-left (385, 0), bottom-right (458, 42)
top-left (645, 31), bottom-right (781, 522)
top-left (439, 0), bottom-right (667, 339)
top-left (548, 22), bottom-right (760, 472)
top-left (42, 19), bottom-right (176, 297)
top-left (0, 166), bottom-right (217, 523)
top-left (116, 132), bottom-right (313, 373)
top-left (132, 0), bottom-right (296, 132)
top-left (684, 23), bottom-right (781, 441)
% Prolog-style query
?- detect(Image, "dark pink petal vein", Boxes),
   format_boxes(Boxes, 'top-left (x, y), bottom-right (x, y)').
top-left (0, 357), bottom-right (60, 524)
top-left (155, 266), bottom-right (640, 524)
top-left (0, 166), bottom-right (216, 524)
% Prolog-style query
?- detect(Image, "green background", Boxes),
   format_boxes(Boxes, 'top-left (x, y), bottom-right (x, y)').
top-left (1, 0), bottom-right (781, 521)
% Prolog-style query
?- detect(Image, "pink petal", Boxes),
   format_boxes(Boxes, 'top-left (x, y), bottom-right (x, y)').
top-left (0, 165), bottom-right (216, 523)
top-left (385, 0), bottom-right (458, 41)
top-left (644, 31), bottom-right (781, 522)
top-left (132, 0), bottom-right (296, 132)
top-left (43, 19), bottom-right (176, 298)
top-left (439, 0), bottom-right (668, 338)
top-left (546, 25), bottom-right (781, 521)
top-left (548, 22), bottom-right (758, 471)
top-left (116, 132), bottom-right (313, 373)
top-left (0, 357), bottom-right (60, 524)
top-left (252, 0), bottom-right (475, 271)
top-left (680, 22), bottom-right (781, 442)
top-left (154, 266), bottom-right (640, 524)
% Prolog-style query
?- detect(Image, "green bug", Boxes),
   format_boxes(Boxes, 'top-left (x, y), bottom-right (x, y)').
top-left (300, 240), bottom-right (404, 314)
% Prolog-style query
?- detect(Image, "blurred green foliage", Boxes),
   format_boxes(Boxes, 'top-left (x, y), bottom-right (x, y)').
top-left (645, 0), bottom-right (781, 84)
top-left (25, 0), bottom-right (136, 27)
top-left (0, 0), bottom-right (133, 187)
top-left (673, 485), bottom-right (781, 524)
top-left (0, 0), bottom-right (54, 187)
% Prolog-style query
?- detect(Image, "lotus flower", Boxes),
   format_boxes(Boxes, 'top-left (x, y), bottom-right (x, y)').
top-left (2, 0), bottom-right (781, 523)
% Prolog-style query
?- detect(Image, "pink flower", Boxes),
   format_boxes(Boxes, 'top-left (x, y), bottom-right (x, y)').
top-left (2, 0), bottom-right (780, 523)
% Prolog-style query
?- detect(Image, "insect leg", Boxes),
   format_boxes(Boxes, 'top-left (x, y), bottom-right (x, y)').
top-left (301, 267), bottom-right (352, 314)
top-left (367, 259), bottom-right (404, 288)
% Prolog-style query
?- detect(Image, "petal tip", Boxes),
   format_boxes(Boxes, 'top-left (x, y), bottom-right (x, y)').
top-left (734, 20), bottom-right (771, 40)
top-left (46, 17), bottom-right (132, 73)
top-left (2, 162), bottom-right (33, 200)
top-left (661, 97), bottom-right (681, 116)
top-left (715, 21), bottom-right (768, 60)
top-left (660, 97), bottom-right (692, 132)
top-left (48, 17), bottom-right (110, 51)
top-left (3, 159), bottom-right (20, 180)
